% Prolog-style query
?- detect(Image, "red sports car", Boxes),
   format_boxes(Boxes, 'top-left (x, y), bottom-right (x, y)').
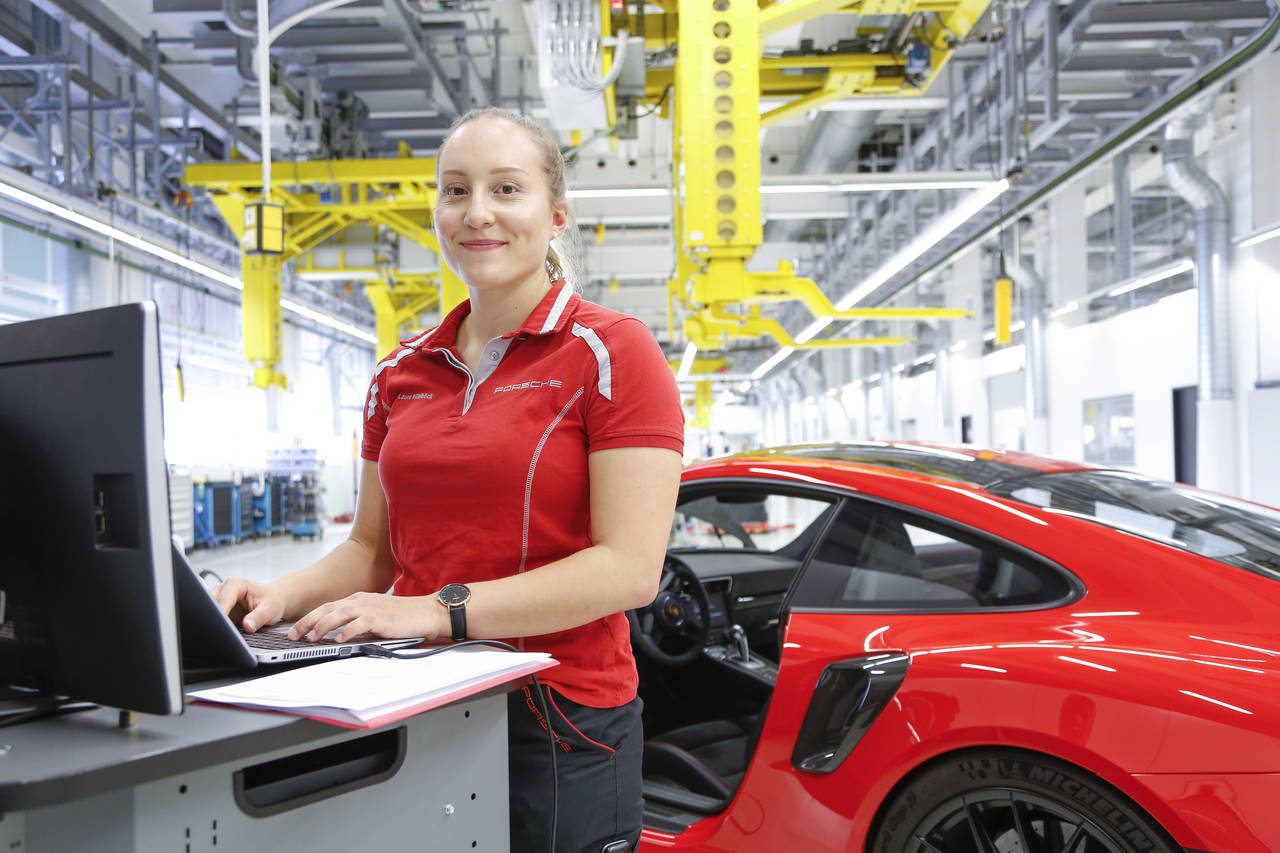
top-left (629, 442), bottom-right (1280, 853)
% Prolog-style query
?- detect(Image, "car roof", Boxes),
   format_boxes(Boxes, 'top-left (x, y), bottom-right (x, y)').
top-left (686, 442), bottom-right (1097, 490)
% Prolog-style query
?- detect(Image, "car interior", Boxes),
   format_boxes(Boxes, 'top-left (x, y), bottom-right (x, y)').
top-left (633, 485), bottom-right (838, 832)
top-left (633, 481), bottom-right (1078, 832)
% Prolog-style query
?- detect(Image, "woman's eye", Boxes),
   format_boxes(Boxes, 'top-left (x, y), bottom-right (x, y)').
top-left (444, 186), bottom-right (466, 197)
top-left (497, 184), bottom-right (518, 195)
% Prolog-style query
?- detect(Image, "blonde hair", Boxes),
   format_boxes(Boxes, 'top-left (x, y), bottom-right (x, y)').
top-left (436, 107), bottom-right (578, 285)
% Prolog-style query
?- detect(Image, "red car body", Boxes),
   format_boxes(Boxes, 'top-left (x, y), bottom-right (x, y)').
top-left (637, 444), bottom-right (1280, 853)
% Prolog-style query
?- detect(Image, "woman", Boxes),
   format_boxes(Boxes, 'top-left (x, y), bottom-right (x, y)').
top-left (215, 107), bottom-right (685, 853)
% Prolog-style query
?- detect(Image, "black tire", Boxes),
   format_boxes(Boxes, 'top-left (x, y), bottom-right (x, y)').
top-left (871, 748), bottom-right (1177, 853)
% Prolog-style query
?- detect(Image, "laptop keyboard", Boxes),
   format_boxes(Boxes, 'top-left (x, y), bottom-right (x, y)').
top-left (240, 631), bottom-right (336, 650)
top-left (240, 627), bottom-right (381, 649)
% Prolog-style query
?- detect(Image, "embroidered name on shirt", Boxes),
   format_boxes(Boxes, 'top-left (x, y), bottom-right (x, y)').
top-left (493, 380), bottom-right (563, 393)
top-left (397, 392), bottom-right (434, 400)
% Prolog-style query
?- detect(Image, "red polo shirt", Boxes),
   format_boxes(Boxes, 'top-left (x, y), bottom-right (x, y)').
top-left (361, 281), bottom-right (685, 707)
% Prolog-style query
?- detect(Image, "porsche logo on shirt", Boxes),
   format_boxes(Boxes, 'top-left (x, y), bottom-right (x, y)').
top-left (493, 380), bottom-right (563, 394)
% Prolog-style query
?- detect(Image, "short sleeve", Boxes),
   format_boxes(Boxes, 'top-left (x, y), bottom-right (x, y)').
top-left (580, 317), bottom-right (684, 454)
top-left (360, 368), bottom-right (390, 461)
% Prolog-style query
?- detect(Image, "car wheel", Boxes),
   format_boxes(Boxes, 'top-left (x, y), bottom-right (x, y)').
top-left (871, 748), bottom-right (1177, 853)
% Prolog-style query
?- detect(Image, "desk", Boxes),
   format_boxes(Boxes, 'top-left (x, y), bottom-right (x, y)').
top-left (0, 685), bottom-right (513, 852)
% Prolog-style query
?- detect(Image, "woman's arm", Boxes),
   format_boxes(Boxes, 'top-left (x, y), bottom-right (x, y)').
top-left (291, 445), bottom-right (681, 643)
top-left (215, 460), bottom-right (398, 631)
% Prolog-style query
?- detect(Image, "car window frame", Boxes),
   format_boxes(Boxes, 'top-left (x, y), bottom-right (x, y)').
top-left (670, 479), bottom-right (842, 560)
top-left (780, 491), bottom-right (1085, 618)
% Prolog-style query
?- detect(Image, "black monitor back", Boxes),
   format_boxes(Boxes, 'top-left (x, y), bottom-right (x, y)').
top-left (0, 302), bottom-right (183, 715)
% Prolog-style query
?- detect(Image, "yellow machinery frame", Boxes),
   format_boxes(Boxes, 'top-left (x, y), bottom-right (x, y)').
top-left (185, 153), bottom-right (466, 387)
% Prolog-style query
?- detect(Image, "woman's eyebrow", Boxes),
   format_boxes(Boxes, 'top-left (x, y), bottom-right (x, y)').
top-left (439, 166), bottom-right (531, 178)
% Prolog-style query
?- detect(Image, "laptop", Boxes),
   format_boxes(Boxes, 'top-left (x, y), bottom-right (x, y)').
top-left (173, 544), bottom-right (424, 666)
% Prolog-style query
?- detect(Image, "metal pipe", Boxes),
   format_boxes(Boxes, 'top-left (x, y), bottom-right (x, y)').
top-left (1017, 254), bottom-right (1050, 419)
top-left (1163, 93), bottom-right (1232, 401)
top-left (235, 36), bottom-right (256, 82)
top-left (257, 0), bottom-right (272, 197)
top-left (1113, 149), bottom-right (1133, 280)
top-left (223, 0), bottom-right (257, 38)
top-left (933, 320), bottom-right (953, 431)
top-left (877, 345), bottom-right (896, 437)
top-left (148, 33), bottom-right (163, 204)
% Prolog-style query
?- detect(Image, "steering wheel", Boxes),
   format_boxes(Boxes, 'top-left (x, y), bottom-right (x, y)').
top-left (628, 553), bottom-right (712, 667)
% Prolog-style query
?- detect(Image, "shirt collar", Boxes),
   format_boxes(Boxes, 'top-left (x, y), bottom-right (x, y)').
top-left (512, 279), bottom-right (579, 338)
top-left (406, 279), bottom-right (578, 351)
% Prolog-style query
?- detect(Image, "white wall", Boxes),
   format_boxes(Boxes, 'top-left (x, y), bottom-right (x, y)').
top-left (744, 53), bottom-right (1280, 503)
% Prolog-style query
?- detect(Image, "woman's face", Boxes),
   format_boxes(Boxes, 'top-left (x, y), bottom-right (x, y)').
top-left (434, 117), bottom-right (568, 295)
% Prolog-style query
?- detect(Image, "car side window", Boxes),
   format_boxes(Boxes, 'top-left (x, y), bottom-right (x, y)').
top-left (792, 501), bottom-right (1073, 610)
top-left (670, 491), bottom-right (833, 553)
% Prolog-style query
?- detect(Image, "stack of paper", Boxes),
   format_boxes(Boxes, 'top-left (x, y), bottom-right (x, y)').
top-left (189, 647), bottom-right (556, 729)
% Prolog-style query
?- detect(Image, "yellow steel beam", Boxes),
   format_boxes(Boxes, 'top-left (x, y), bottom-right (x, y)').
top-left (368, 209), bottom-right (440, 255)
top-left (758, 0), bottom-right (857, 36)
top-left (667, 355), bottom-right (728, 374)
top-left (685, 307), bottom-right (910, 350)
top-left (185, 157), bottom-right (438, 194)
top-left (760, 71), bottom-right (877, 126)
top-left (675, 0), bottom-right (761, 258)
top-left (689, 380), bottom-right (713, 430)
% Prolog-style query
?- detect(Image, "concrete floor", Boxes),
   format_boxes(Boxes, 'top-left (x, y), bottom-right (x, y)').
top-left (185, 522), bottom-right (353, 586)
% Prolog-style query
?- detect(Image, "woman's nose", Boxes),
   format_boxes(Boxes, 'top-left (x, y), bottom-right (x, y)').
top-left (463, 193), bottom-right (494, 227)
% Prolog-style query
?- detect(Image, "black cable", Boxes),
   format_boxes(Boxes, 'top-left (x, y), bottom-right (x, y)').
top-left (0, 695), bottom-right (97, 728)
top-left (359, 641), bottom-right (559, 853)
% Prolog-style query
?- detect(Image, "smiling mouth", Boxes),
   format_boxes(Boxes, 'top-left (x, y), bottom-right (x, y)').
top-left (461, 240), bottom-right (506, 250)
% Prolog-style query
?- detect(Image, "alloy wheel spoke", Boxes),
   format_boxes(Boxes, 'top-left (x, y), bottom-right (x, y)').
top-left (1059, 820), bottom-right (1087, 853)
top-left (915, 835), bottom-right (946, 853)
top-left (1010, 795), bottom-right (1043, 853)
top-left (963, 798), bottom-right (1001, 853)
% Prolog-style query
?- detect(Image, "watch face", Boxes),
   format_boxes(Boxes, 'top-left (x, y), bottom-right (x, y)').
top-left (438, 583), bottom-right (470, 607)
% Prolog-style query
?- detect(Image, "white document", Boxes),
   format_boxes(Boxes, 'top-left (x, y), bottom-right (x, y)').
top-left (189, 647), bottom-right (555, 728)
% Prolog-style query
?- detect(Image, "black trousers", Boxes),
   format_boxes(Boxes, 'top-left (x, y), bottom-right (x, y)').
top-left (507, 685), bottom-right (644, 853)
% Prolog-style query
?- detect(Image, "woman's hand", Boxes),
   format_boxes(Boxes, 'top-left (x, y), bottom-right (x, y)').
top-left (287, 592), bottom-right (448, 644)
top-left (212, 577), bottom-right (288, 634)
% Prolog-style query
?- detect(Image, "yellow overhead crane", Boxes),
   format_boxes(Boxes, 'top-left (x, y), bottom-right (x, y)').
top-left (605, 0), bottom-right (991, 359)
top-left (185, 153), bottom-right (465, 387)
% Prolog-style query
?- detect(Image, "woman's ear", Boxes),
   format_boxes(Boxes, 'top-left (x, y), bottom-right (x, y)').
top-left (550, 201), bottom-right (570, 240)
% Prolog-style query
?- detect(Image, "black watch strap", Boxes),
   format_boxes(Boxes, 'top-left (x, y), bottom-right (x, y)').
top-left (448, 604), bottom-right (467, 642)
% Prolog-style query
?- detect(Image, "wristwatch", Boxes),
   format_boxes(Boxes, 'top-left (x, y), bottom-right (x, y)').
top-left (437, 583), bottom-right (471, 641)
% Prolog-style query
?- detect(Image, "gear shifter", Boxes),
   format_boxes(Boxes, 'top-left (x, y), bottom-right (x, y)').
top-left (729, 624), bottom-right (751, 662)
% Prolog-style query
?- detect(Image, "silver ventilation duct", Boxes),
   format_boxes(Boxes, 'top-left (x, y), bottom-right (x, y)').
top-left (1163, 95), bottom-right (1232, 401)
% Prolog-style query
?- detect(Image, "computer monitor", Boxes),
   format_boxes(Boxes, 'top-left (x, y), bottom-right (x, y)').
top-left (0, 302), bottom-right (183, 716)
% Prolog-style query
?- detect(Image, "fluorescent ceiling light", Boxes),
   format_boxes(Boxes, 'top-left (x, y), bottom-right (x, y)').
top-left (1236, 222), bottom-right (1280, 248)
top-left (1009, 320), bottom-right (1026, 333)
top-left (0, 177), bottom-right (243, 290)
top-left (795, 316), bottom-right (832, 344)
top-left (760, 177), bottom-right (1002, 194)
top-left (280, 298), bottom-right (377, 344)
top-left (1048, 301), bottom-right (1079, 319)
top-left (1107, 258), bottom-right (1193, 298)
top-left (676, 341), bottom-right (697, 381)
top-left (752, 346), bottom-right (794, 380)
top-left (737, 380), bottom-right (752, 393)
top-left (0, 174), bottom-right (380, 346)
top-left (912, 353), bottom-right (936, 366)
top-left (298, 270), bottom-right (382, 282)
top-left (754, 180), bottom-right (1010, 379)
top-left (949, 340), bottom-right (968, 353)
top-left (836, 179), bottom-right (1011, 312)
top-left (566, 187), bottom-right (670, 199)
